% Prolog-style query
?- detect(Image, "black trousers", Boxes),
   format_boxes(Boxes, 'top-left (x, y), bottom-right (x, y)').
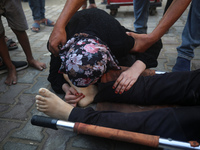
top-left (94, 69), bottom-right (200, 106)
top-left (69, 69), bottom-right (200, 142)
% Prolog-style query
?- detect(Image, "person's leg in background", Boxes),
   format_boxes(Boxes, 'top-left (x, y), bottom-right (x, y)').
top-left (88, 0), bottom-right (97, 9)
top-left (29, 0), bottom-right (54, 32)
top-left (28, 0), bottom-right (41, 32)
top-left (0, 31), bottom-right (17, 85)
top-left (133, 0), bottom-right (150, 34)
top-left (172, 0), bottom-right (200, 72)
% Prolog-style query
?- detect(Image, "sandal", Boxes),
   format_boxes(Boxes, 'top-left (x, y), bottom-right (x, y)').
top-left (31, 22), bottom-right (40, 32)
top-left (5, 36), bottom-right (18, 51)
top-left (41, 19), bottom-right (55, 26)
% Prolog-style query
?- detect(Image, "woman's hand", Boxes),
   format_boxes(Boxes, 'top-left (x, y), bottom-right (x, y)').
top-left (112, 60), bottom-right (146, 94)
top-left (62, 83), bottom-right (85, 107)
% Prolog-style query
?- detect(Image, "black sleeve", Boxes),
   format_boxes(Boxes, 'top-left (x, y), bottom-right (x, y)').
top-left (123, 28), bottom-right (162, 68)
top-left (135, 39), bottom-right (163, 68)
top-left (47, 54), bottom-right (69, 94)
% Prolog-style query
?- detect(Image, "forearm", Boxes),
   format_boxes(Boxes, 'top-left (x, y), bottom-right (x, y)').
top-left (148, 0), bottom-right (191, 43)
top-left (130, 60), bottom-right (146, 76)
top-left (55, 0), bottom-right (86, 29)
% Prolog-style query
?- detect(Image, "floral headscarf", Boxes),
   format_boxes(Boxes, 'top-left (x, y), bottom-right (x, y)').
top-left (59, 33), bottom-right (120, 87)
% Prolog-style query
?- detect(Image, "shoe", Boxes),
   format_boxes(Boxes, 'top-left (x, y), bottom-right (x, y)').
top-left (5, 36), bottom-right (18, 51)
top-left (31, 22), bottom-right (40, 33)
top-left (172, 57), bottom-right (191, 72)
top-left (0, 60), bottom-right (28, 74)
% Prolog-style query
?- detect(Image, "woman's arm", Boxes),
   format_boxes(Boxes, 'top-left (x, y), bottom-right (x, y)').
top-left (48, 0), bottom-right (86, 56)
top-left (113, 60), bottom-right (146, 94)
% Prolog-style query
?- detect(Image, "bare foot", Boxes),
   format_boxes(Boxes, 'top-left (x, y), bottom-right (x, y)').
top-left (5, 66), bottom-right (17, 85)
top-left (36, 88), bottom-right (73, 121)
top-left (28, 59), bottom-right (46, 71)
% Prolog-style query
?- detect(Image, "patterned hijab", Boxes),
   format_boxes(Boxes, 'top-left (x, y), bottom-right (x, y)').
top-left (59, 33), bottom-right (120, 87)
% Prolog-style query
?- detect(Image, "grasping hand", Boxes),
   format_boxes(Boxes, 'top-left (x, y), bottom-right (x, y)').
top-left (126, 32), bottom-right (153, 53)
top-left (62, 83), bottom-right (85, 107)
top-left (112, 60), bottom-right (146, 94)
top-left (48, 27), bottom-right (67, 57)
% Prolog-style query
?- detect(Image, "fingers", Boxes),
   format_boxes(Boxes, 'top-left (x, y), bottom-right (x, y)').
top-left (112, 73), bottom-right (137, 94)
top-left (126, 31), bottom-right (136, 37)
top-left (68, 87), bottom-right (80, 96)
top-left (49, 43), bottom-right (60, 57)
top-left (66, 94), bottom-right (85, 104)
top-left (113, 78), bottom-right (135, 94)
top-left (64, 87), bottom-right (85, 107)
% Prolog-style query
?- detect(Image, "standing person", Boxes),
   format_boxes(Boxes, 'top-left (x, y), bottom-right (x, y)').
top-left (172, 0), bottom-right (200, 72)
top-left (0, 0), bottom-right (46, 85)
top-left (28, 0), bottom-right (55, 32)
top-left (48, 0), bottom-right (191, 56)
top-left (126, 0), bottom-right (191, 53)
top-left (133, 0), bottom-right (150, 34)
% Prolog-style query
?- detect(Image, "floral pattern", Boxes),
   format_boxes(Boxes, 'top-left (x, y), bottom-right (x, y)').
top-left (59, 33), bottom-right (120, 87)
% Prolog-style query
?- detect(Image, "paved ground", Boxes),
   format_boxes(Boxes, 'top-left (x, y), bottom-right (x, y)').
top-left (0, 0), bottom-right (200, 150)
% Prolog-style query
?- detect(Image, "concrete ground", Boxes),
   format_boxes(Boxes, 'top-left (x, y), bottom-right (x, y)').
top-left (0, 0), bottom-right (200, 150)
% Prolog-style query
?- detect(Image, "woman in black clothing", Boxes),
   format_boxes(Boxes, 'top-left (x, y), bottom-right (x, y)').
top-left (37, 9), bottom-right (200, 141)
top-left (48, 8), bottom-right (162, 107)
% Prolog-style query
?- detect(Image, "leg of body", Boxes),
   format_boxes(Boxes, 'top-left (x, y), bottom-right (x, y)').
top-left (133, 0), bottom-right (150, 34)
top-left (69, 106), bottom-right (200, 141)
top-left (173, 0), bottom-right (200, 72)
top-left (35, 88), bottom-right (200, 141)
top-left (95, 69), bottom-right (200, 105)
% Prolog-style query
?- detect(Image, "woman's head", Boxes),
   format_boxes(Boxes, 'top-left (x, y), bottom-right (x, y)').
top-left (59, 33), bottom-right (120, 87)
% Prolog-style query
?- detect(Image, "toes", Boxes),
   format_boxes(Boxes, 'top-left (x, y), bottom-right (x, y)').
top-left (36, 103), bottom-right (47, 109)
top-left (35, 95), bottom-right (45, 102)
top-left (38, 88), bottom-right (56, 98)
top-left (38, 88), bottom-right (49, 96)
top-left (37, 107), bottom-right (47, 112)
top-left (36, 99), bottom-right (45, 105)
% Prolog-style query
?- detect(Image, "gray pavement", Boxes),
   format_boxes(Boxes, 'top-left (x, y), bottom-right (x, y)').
top-left (0, 0), bottom-right (200, 150)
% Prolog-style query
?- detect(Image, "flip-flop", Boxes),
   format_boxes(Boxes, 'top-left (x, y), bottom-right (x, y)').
top-left (41, 19), bottom-right (55, 26)
top-left (6, 38), bottom-right (18, 51)
top-left (31, 22), bottom-right (40, 32)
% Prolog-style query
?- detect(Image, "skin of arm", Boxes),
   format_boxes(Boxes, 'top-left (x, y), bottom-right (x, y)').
top-left (127, 0), bottom-right (191, 53)
top-left (48, 0), bottom-right (86, 57)
top-left (113, 60), bottom-right (146, 94)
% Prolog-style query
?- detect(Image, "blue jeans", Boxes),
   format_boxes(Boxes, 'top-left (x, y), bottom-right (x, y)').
top-left (133, 0), bottom-right (149, 34)
top-left (28, 0), bottom-right (45, 21)
top-left (177, 0), bottom-right (200, 60)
